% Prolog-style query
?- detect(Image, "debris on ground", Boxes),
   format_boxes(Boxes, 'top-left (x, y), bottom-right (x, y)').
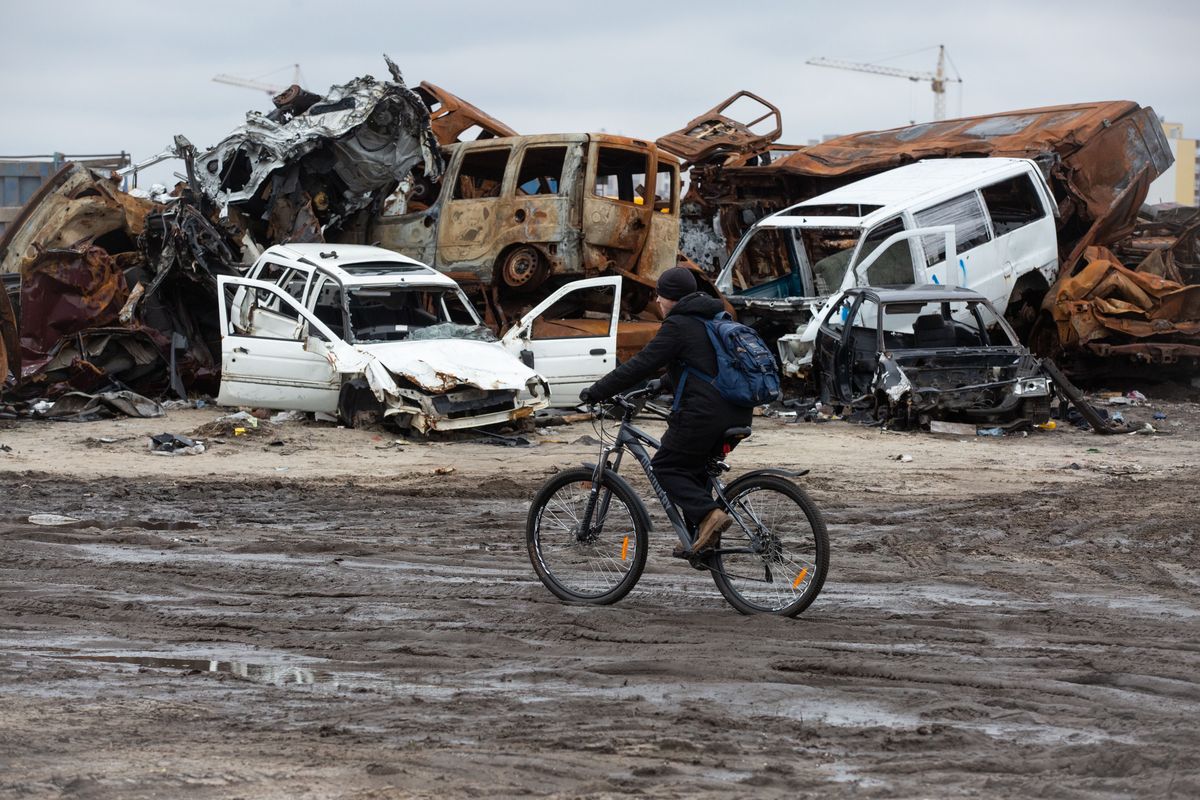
top-left (148, 432), bottom-right (205, 455)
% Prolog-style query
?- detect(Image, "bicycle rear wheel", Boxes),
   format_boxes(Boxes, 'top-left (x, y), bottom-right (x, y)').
top-left (527, 467), bottom-right (649, 604)
top-left (710, 474), bottom-right (828, 616)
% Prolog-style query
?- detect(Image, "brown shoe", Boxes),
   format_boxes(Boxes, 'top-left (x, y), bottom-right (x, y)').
top-left (692, 509), bottom-right (731, 553)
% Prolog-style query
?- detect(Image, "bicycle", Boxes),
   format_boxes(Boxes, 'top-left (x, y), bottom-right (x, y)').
top-left (526, 384), bottom-right (829, 616)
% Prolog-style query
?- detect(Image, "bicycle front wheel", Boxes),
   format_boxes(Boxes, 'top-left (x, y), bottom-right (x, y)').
top-left (526, 467), bottom-right (649, 605)
top-left (710, 474), bottom-right (828, 616)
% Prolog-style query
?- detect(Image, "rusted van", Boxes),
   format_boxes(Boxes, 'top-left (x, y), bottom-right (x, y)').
top-left (357, 133), bottom-right (682, 306)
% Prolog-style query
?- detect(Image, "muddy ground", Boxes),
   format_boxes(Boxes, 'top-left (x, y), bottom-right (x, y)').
top-left (1, 391), bottom-right (1199, 799)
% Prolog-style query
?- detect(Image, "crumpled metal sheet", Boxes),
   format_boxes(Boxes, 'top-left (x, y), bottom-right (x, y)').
top-left (414, 82), bottom-right (518, 144)
top-left (656, 90), bottom-right (782, 167)
top-left (40, 389), bottom-right (164, 421)
top-left (193, 55), bottom-right (443, 242)
top-left (19, 246), bottom-right (128, 375)
top-left (0, 163), bottom-right (153, 276)
top-left (0, 276), bottom-right (16, 383)
top-left (1047, 246), bottom-right (1200, 362)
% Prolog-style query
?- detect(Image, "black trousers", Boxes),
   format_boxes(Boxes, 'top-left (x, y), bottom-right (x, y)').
top-left (651, 418), bottom-right (731, 529)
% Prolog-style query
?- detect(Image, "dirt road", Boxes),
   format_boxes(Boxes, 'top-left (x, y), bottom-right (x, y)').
top-left (1, 399), bottom-right (1199, 798)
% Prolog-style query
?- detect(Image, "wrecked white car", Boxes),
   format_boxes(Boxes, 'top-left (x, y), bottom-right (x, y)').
top-left (216, 244), bottom-right (549, 432)
top-left (813, 285), bottom-right (1053, 429)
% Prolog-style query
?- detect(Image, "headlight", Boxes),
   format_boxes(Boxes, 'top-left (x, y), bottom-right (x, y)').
top-left (526, 377), bottom-right (547, 398)
top-left (1012, 377), bottom-right (1049, 397)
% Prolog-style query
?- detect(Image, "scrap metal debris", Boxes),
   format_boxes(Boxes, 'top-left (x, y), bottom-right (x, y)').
top-left (194, 55), bottom-right (443, 245)
top-left (1040, 246), bottom-right (1200, 374)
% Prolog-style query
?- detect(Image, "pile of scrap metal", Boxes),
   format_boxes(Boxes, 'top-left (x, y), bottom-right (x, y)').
top-left (193, 55), bottom-right (444, 246)
top-left (0, 57), bottom-right (452, 415)
top-left (0, 162), bottom-right (239, 415)
top-left (665, 99), bottom-right (1181, 381)
top-left (1038, 238), bottom-right (1200, 377)
top-left (683, 101), bottom-right (1172, 266)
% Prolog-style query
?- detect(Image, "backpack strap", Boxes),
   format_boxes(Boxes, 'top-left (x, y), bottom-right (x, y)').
top-left (670, 312), bottom-right (725, 413)
top-left (671, 366), bottom-right (690, 413)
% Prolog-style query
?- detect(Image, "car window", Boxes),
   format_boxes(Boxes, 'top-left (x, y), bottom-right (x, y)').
top-left (516, 146), bottom-right (567, 195)
top-left (914, 193), bottom-right (991, 266)
top-left (856, 217), bottom-right (916, 286)
top-left (653, 160), bottom-right (678, 213)
top-left (528, 284), bottom-right (616, 340)
top-left (593, 147), bottom-right (649, 205)
top-left (821, 294), bottom-right (855, 335)
top-left (453, 148), bottom-right (510, 200)
top-left (230, 283), bottom-right (324, 342)
top-left (346, 287), bottom-right (492, 343)
top-left (981, 173), bottom-right (1046, 235)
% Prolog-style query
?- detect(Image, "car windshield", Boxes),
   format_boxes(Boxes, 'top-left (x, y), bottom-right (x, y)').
top-left (727, 225), bottom-right (861, 296)
top-left (879, 299), bottom-right (1011, 349)
top-left (346, 287), bottom-right (492, 343)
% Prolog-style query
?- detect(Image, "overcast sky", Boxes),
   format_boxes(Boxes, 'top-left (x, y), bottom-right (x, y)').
top-left (2, 0), bottom-right (1197, 186)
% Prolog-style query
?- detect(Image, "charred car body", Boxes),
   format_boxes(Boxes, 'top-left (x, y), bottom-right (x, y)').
top-left (220, 244), bottom-right (549, 432)
top-left (814, 285), bottom-right (1052, 428)
top-left (352, 133), bottom-right (682, 315)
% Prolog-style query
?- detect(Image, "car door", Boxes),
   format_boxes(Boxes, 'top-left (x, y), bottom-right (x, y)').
top-left (913, 191), bottom-right (1000, 303)
top-left (500, 275), bottom-right (621, 405)
top-left (216, 276), bottom-right (343, 413)
top-left (979, 168), bottom-right (1058, 305)
top-left (436, 145), bottom-right (512, 269)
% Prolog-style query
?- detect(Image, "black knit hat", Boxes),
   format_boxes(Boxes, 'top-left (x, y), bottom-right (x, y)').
top-left (655, 267), bottom-right (697, 301)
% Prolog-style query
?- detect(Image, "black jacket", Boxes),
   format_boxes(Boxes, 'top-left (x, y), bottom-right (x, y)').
top-left (587, 292), bottom-right (752, 442)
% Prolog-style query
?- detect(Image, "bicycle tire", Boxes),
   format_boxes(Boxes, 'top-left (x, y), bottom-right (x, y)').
top-left (527, 467), bottom-right (649, 605)
top-left (709, 474), bottom-right (828, 616)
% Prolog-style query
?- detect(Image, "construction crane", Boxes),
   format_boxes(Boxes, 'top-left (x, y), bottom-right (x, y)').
top-left (212, 64), bottom-right (304, 96)
top-left (807, 45), bottom-right (962, 121)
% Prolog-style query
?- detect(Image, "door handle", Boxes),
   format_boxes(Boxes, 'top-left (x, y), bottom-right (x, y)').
top-left (233, 346), bottom-right (249, 354)
top-left (589, 348), bottom-right (606, 356)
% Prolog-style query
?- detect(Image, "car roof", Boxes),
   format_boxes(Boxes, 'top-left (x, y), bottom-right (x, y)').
top-left (846, 284), bottom-right (990, 303)
top-left (759, 157), bottom-right (1035, 230)
top-left (260, 243), bottom-right (455, 288)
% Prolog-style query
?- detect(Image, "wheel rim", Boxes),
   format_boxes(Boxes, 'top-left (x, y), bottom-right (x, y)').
top-left (500, 246), bottom-right (546, 291)
top-left (719, 486), bottom-right (821, 612)
top-left (534, 481), bottom-right (639, 599)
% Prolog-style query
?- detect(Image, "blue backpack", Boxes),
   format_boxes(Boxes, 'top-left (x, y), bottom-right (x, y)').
top-left (672, 312), bottom-right (782, 411)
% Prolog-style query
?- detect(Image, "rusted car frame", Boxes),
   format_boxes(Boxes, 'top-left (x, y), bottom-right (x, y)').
top-left (354, 132), bottom-right (682, 307)
top-left (656, 90), bottom-right (783, 167)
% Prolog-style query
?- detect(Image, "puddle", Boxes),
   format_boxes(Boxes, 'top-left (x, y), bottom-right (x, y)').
top-left (55, 654), bottom-right (327, 687)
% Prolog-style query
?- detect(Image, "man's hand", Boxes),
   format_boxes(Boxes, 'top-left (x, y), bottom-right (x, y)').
top-left (579, 387), bottom-right (599, 405)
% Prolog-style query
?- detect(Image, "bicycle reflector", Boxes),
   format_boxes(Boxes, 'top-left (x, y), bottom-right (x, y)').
top-left (722, 444), bottom-right (732, 455)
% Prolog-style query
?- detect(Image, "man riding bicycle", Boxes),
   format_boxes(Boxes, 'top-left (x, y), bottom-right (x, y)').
top-left (579, 267), bottom-right (752, 556)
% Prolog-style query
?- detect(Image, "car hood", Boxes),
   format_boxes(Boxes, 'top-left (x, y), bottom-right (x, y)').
top-left (357, 338), bottom-right (539, 393)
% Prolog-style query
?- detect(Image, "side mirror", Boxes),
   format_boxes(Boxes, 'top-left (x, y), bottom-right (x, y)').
top-left (519, 349), bottom-right (535, 369)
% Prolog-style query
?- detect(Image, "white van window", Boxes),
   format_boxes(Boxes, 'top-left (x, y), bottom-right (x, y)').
top-left (980, 174), bottom-right (1046, 235)
top-left (914, 193), bottom-right (991, 267)
top-left (856, 217), bottom-right (916, 286)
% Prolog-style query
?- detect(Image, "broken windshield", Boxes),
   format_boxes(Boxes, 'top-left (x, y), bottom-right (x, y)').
top-left (727, 225), bottom-right (862, 297)
top-left (346, 287), bottom-right (489, 343)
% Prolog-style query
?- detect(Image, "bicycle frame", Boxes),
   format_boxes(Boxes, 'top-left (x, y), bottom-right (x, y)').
top-left (578, 398), bottom-right (770, 560)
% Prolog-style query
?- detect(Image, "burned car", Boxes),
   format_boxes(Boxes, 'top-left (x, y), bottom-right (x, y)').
top-left (218, 244), bottom-right (549, 432)
top-left (813, 285), bottom-right (1053, 428)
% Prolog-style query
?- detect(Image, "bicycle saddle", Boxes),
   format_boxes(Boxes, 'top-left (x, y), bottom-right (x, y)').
top-left (718, 426), bottom-right (752, 456)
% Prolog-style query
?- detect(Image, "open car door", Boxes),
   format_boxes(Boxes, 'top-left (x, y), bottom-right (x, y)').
top-left (216, 276), bottom-right (344, 413)
top-left (500, 276), bottom-right (621, 406)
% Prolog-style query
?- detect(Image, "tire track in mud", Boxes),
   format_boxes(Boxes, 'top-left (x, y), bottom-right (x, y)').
top-left (0, 470), bottom-right (1198, 798)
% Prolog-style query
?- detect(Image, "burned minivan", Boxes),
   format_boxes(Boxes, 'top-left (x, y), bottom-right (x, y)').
top-left (813, 285), bottom-right (1053, 428)
top-left (357, 133), bottom-right (681, 307)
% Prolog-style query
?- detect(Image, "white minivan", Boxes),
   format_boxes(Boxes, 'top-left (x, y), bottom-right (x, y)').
top-left (714, 158), bottom-right (1059, 374)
